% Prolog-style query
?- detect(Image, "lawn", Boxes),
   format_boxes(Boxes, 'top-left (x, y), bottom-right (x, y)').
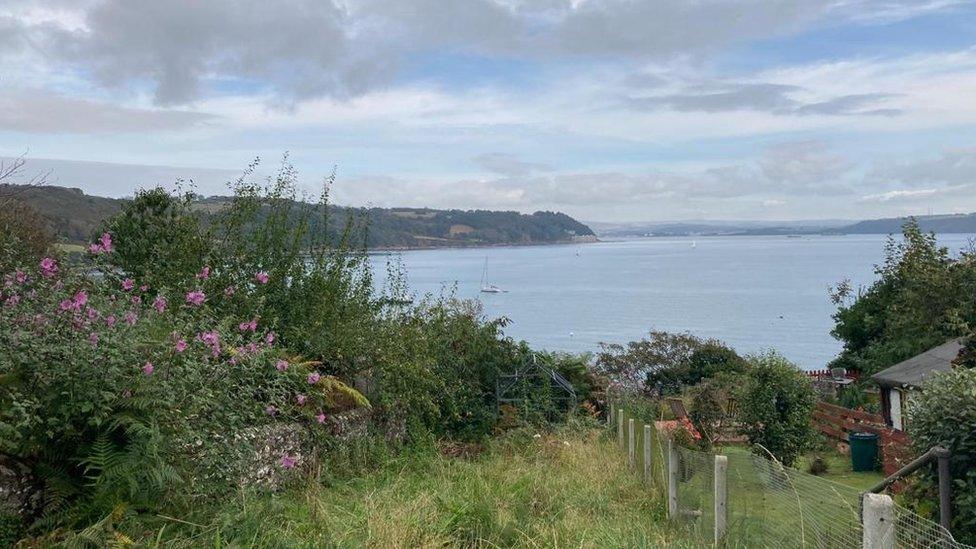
top-left (127, 427), bottom-right (695, 548)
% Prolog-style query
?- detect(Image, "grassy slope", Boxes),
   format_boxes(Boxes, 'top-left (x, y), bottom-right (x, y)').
top-left (134, 429), bottom-right (687, 548)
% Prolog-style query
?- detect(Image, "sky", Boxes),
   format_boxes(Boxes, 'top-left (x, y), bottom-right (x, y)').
top-left (1, 0), bottom-right (976, 222)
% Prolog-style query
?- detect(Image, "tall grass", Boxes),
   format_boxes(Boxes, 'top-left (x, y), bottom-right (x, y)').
top-left (132, 427), bottom-right (689, 548)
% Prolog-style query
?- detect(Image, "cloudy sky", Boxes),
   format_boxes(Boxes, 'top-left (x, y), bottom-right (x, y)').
top-left (2, 0), bottom-right (976, 222)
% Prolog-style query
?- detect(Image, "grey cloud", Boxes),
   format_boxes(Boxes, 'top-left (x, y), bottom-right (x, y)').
top-left (2, 0), bottom-right (948, 105)
top-left (626, 83), bottom-right (898, 116)
top-left (868, 147), bottom-right (976, 187)
top-left (628, 83), bottom-right (801, 113)
top-left (473, 153), bottom-right (552, 177)
top-left (759, 141), bottom-right (855, 194)
top-left (0, 90), bottom-right (218, 133)
top-left (793, 93), bottom-right (901, 116)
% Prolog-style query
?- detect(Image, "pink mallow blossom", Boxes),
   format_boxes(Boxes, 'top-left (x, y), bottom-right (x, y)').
top-left (105, 315), bottom-right (117, 327)
top-left (255, 271), bottom-right (270, 284)
top-left (153, 296), bottom-right (167, 313)
top-left (4, 294), bottom-right (20, 307)
top-left (121, 278), bottom-right (135, 291)
top-left (142, 361), bottom-right (154, 376)
top-left (174, 339), bottom-right (188, 353)
top-left (275, 359), bottom-right (289, 371)
top-left (15, 270), bottom-right (26, 284)
top-left (280, 455), bottom-right (297, 469)
top-left (224, 285), bottom-right (236, 296)
top-left (99, 232), bottom-right (113, 253)
top-left (131, 295), bottom-right (142, 305)
top-left (89, 332), bottom-right (99, 346)
top-left (295, 394), bottom-right (306, 405)
top-left (196, 266), bottom-right (211, 280)
top-left (265, 331), bottom-right (276, 346)
top-left (124, 311), bottom-right (138, 326)
top-left (185, 290), bottom-right (206, 307)
top-left (40, 257), bottom-right (58, 278)
top-left (266, 405), bottom-right (278, 416)
top-left (199, 330), bottom-right (221, 356)
top-left (307, 372), bottom-right (321, 385)
top-left (238, 318), bottom-right (258, 332)
top-left (316, 412), bottom-right (326, 424)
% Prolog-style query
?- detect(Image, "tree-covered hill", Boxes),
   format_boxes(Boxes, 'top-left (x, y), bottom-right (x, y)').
top-left (1, 184), bottom-right (595, 249)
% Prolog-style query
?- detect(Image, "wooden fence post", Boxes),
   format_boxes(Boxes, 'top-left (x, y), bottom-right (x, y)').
top-left (714, 455), bottom-right (728, 545)
top-left (628, 419), bottom-right (635, 469)
top-left (862, 492), bottom-right (895, 549)
top-left (667, 437), bottom-right (679, 519)
top-left (608, 401), bottom-right (614, 428)
top-left (617, 409), bottom-right (624, 447)
top-left (643, 424), bottom-right (652, 484)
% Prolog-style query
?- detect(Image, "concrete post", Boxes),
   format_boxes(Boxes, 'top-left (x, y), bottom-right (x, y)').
top-left (714, 455), bottom-right (728, 545)
top-left (617, 409), bottom-right (624, 447)
top-left (643, 424), bottom-right (652, 484)
top-left (667, 437), bottom-right (679, 519)
top-left (628, 418), bottom-right (635, 469)
top-left (862, 492), bottom-right (895, 549)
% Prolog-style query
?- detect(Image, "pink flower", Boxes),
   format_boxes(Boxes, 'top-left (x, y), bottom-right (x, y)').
top-left (295, 394), bottom-right (306, 406)
top-left (99, 232), bottom-right (113, 253)
top-left (14, 270), bottom-right (26, 284)
top-left (89, 332), bottom-right (99, 346)
top-left (174, 339), bottom-right (188, 353)
top-left (86, 307), bottom-right (99, 320)
top-left (307, 372), bottom-right (321, 385)
top-left (224, 285), bottom-right (236, 296)
top-left (265, 331), bottom-right (276, 345)
top-left (142, 361), bottom-right (154, 376)
top-left (88, 243), bottom-right (103, 254)
top-left (4, 294), bottom-right (20, 307)
top-left (255, 271), bottom-right (270, 284)
top-left (40, 257), bottom-right (58, 278)
top-left (131, 295), bottom-right (142, 305)
top-left (238, 318), bottom-right (258, 332)
top-left (198, 330), bottom-right (221, 356)
top-left (316, 412), bottom-right (326, 424)
top-left (59, 299), bottom-right (73, 312)
top-left (140, 284), bottom-right (149, 292)
top-left (153, 296), bottom-right (167, 313)
top-left (73, 290), bottom-right (88, 308)
top-left (196, 266), bottom-right (211, 280)
top-left (266, 405), bottom-right (278, 416)
top-left (275, 359), bottom-right (289, 371)
top-left (121, 279), bottom-right (135, 291)
top-left (280, 455), bottom-right (297, 469)
top-left (105, 315), bottom-right (117, 327)
top-left (185, 290), bottom-right (206, 307)
top-left (124, 311), bottom-right (138, 326)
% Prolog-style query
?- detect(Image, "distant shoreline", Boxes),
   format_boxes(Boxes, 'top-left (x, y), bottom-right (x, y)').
top-left (368, 236), bottom-right (599, 254)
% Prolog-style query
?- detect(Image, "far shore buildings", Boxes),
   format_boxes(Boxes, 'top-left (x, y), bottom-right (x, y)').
top-left (871, 338), bottom-right (964, 430)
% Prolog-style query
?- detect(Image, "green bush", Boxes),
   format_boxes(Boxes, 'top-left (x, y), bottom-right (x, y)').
top-left (736, 351), bottom-right (816, 467)
top-left (908, 367), bottom-right (976, 544)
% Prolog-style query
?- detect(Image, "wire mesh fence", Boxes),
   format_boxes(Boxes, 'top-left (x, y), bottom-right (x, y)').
top-left (609, 402), bottom-right (972, 548)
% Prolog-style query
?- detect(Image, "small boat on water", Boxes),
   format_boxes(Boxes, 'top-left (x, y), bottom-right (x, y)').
top-left (480, 257), bottom-right (506, 293)
top-left (691, 240), bottom-right (697, 249)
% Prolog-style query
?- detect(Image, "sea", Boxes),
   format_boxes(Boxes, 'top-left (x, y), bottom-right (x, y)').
top-left (368, 234), bottom-right (976, 370)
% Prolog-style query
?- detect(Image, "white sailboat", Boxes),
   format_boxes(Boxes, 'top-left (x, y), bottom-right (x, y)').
top-left (480, 256), bottom-right (505, 293)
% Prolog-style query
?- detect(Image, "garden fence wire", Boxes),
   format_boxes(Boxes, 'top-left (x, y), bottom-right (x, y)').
top-left (610, 403), bottom-right (971, 548)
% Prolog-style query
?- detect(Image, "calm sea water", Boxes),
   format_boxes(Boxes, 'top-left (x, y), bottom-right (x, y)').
top-left (369, 234), bottom-right (975, 370)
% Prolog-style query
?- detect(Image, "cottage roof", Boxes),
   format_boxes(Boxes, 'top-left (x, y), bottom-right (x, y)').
top-left (871, 338), bottom-right (965, 389)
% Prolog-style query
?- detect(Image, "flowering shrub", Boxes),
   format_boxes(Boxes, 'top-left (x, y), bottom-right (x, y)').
top-left (0, 239), bottom-right (364, 527)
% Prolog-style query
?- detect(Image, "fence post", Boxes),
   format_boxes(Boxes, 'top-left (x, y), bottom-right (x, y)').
top-left (862, 492), bottom-right (895, 549)
top-left (643, 424), bottom-right (652, 484)
top-left (667, 437), bottom-right (679, 519)
top-left (714, 455), bottom-right (728, 545)
top-left (628, 418), bottom-right (635, 469)
top-left (608, 401), bottom-right (614, 428)
top-left (617, 409), bottom-right (624, 447)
